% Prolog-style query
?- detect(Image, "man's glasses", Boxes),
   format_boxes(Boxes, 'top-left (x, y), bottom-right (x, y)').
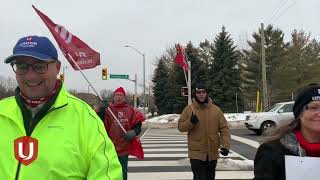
top-left (305, 105), bottom-right (320, 112)
top-left (196, 90), bottom-right (207, 94)
top-left (11, 61), bottom-right (55, 75)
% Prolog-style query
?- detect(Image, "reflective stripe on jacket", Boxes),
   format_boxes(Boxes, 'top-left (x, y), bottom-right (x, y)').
top-left (0, 86), bottom-right (122, 180)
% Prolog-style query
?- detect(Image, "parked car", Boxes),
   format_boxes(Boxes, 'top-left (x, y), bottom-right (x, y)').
top-left (244, 101), bottom-right (294, 135)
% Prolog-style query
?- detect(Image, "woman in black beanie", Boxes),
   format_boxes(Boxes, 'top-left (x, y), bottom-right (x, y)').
top-left (253, 84), bottom-right (320, 180)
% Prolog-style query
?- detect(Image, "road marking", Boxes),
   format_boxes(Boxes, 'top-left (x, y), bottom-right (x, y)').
top-left (231, 135), bottom-right (260, 148)
top-left (141, 128), bottom-right (150, 138)
top-left (128, 171), bottom-right (254, 180)
top-left (129, 161), bottom-right (182, 167)
top-left (139, 153), bottom-right (188, 158)
top-left (143, 144), bottom-right (187, 147)
top-left (130, 128), bottom-right (254, 179)
top-left (142, 140), bottom-right (187, 143)
top-left (143, 148), bottom-right (187, 152)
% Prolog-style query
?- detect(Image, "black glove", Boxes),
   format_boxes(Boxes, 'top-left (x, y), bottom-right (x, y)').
top-left (190, 113), bottom-right (199, 124)
top-left (124, 130), bottom-right (136, 141)
top-left (220, 148), bottom-right (229, 156)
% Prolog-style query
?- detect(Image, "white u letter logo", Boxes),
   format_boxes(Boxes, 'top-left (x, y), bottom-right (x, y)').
top-left (54, 25), bottom-right (72, 44)
top-left (18, 142), bottom-right (34, 160)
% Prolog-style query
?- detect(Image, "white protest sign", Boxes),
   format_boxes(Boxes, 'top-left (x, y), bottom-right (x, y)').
top-left (285, 155), bottom-right (320, 180)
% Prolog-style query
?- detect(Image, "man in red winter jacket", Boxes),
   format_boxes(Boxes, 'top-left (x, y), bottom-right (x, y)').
top-left (104, 87), bottom-right (145, 180)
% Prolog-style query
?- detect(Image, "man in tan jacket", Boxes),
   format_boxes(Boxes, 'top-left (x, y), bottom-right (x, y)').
top-left (178, 84), bottom-right (231, 180)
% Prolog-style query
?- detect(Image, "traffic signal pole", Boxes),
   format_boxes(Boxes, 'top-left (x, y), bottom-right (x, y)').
top-left (127, 74), bottom-right (138, 108)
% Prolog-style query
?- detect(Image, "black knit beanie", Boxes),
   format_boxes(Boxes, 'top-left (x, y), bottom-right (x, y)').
top-left (194, 84), bottom-right (209, 104)
top-left (293, 85), bottom-right (320, 118)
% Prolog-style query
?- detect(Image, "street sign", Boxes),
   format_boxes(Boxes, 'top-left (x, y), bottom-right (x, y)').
top-left (110, 74), bottom-right (129, 79)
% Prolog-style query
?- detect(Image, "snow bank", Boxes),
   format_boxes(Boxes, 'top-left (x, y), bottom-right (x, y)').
top-left (224, 113), bottom-right (247, 121)
top-left (216, 158), bottom-right (253, 170)
top-left (178, 158), bottom-right (253, 170)
top-left (146, 114), bottom-right (180, 123)
top-left (145, 113), bottom-right (247, 128)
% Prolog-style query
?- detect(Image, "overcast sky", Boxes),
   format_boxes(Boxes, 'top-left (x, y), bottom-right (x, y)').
top-left (1, 0), bottom-right (319, 95)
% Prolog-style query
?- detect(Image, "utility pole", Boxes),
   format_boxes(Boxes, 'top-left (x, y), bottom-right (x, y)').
top-left (236, 93), bottom-right (239, 113)
top-left (134, 74), bottom-right (137, 108)
top-left (127, 74), bottom-right (138, 108)
top-left (261, 23), bottom-right (268, 111)
top-left (124, 45), bottom-right (146, 115)
top-left (143, 54), bottom-right (146, 114)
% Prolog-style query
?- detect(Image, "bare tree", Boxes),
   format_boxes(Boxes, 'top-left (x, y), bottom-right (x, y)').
top-left (0, 76), bottom-right (16, 99)
top-left (100, 89), bottom-right (114, 100)
top-left (100, 88), bottom-right (135, 106)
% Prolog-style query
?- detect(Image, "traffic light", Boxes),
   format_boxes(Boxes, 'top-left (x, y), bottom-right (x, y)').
top-left (181, 87), bottom-right (188, 96)
top-left (59, 74), bottom-right (64, 82)
top-left (102, 68), bottom-right (107, 80)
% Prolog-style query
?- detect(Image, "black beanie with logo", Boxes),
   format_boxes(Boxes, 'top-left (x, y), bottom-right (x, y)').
top-left (194, 83), bottom-right (209, 104)
top-left (293, 85), bottom-right (320, 118)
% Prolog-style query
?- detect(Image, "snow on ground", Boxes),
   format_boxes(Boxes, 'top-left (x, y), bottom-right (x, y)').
top-left (146, 113), bottom-right (247, 123)
top-left (224, 113), bottom-right (247, 121)
top-left (178, 158), bottom-right (253, 171)
top-left (144, 114), bottom-right (254, 170)
top-left (145, 113), bottom-right (248, 128)
top-left (146, 114), bottom-right (180, 123)
top-left (216, 158), bottom-right (253, 170)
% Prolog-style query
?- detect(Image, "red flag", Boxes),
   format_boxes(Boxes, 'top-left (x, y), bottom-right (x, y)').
top-left (175, 44), bottom-right (188, 71)
top-left (129, 137), bottom-right (144, 159)
top-left (32, 5), bottom-right (100, 70)
top-left (129, 108), bottom-right (144, 159)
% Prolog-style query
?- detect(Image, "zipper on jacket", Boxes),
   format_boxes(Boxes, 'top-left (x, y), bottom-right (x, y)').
top-left (14, 105), bottom-right (66, 179)
top-left (15, 162), bottom-right (21, 180)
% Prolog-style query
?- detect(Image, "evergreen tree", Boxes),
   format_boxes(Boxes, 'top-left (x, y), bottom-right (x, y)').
top-left (169, 63), bottom-right (186, 114)
top-left (152, 57), bottom-right (170, 115)
top-left (272, 30), bottom-right (320, 100)
top-left (208, 26), bottom-right (244, 112)
top-left (240, 25), bottom-right (287, 109)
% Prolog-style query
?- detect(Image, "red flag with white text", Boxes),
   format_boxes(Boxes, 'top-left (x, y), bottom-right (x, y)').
top-left (32, 5), bottom-right (100, 70)
top-left (175, 44), bottom-right (188, 71)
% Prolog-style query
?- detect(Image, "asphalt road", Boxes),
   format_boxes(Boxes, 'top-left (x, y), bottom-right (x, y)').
top-left (141, 127), bottom-right (262, 160)
top-left (131, 127), bottom-right (256, 179)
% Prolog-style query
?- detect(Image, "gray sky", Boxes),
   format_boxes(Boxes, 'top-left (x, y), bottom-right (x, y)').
top-left (1, 0), bottom-right (319, 95)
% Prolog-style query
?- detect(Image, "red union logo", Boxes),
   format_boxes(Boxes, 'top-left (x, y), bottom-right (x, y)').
top-left (14, 136), bottom-right (38, 166)
top-left (54, 25), bottom-right (72, 44)
top-left (118, 111), bottom-right (124, 119)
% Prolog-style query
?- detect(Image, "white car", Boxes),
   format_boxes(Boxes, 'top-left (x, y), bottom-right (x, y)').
top-left (244, 101), bottom-right (295, 135)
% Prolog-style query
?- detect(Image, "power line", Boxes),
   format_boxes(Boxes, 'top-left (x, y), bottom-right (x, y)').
top-left (264, 0), bottom-right (290, 24)
top-left (271, 0), bottom-right (296, 24)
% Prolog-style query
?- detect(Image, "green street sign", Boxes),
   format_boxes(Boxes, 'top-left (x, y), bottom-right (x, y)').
top-left (110, 74), bottom-right (129, 79)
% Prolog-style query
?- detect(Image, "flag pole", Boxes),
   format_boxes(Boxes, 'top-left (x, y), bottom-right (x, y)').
top-left (187, 60), bottom-right (192, 105)
top-left (184, 52), bottom-right (194, 113)
top-left (67, 54), bottom-right (102, 101)
top-left (68, 55), bottom-right (126, 133)
top-left (183, 70), bottom-right (188, 89)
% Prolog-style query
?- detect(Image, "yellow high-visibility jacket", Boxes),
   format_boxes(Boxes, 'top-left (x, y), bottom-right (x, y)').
top-left (0, 85), bottom-right (122, 180)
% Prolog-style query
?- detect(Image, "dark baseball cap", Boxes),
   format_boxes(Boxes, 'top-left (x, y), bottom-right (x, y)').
top-left (4, 35), bottom-right (58, 64)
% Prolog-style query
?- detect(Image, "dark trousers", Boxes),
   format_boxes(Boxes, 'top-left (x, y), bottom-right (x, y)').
top-left (118, 155), bottom-right (129, 180)
top-left (190, 158), bottom-right (217, 180)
